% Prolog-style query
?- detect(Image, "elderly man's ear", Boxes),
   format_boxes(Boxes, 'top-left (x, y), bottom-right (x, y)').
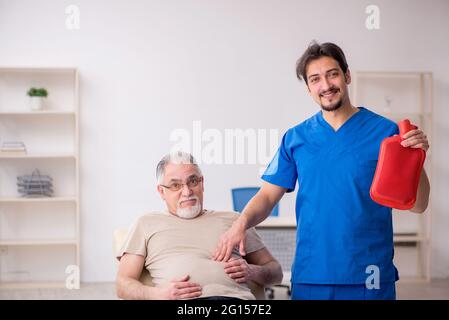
top-left (157, 185), bottom-right (165, 200)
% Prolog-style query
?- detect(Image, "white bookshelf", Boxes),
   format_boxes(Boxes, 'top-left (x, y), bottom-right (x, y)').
top-left (352, 70), bottom-right (433, 282)
top-left (0, 67), bottom-right (80, 288)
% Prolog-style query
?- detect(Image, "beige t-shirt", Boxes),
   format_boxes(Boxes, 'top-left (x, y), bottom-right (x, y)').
top-left (116, 210), bottom-right (266, 300)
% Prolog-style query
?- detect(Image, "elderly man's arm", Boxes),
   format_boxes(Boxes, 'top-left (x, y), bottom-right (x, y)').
top-left (224, 248), bottom-right (283, 286)
top-left (116, 253), bottom-right (159, 299)
top-left (116, 253), bottom-right (202, 300)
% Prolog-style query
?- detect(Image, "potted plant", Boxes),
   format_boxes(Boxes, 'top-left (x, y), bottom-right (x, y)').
top-left (27, 87), bottom-right (48, 111)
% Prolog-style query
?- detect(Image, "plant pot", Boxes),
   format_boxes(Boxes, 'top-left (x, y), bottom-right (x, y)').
top-left (29, 96), bottom-right (45, 111)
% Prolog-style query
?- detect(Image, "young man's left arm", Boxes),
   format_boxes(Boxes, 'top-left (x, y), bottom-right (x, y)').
top-left (411, 169), bottom-right (430, 213)
top-left (401, 128), bottom-right (430, 214)
top-left (223, 248), bottom-right (283, 286)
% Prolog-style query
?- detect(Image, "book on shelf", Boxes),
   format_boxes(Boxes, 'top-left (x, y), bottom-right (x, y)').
top-left (2, 141), bottom-right (26, 147)
top-left (0, 150), bottom-right (27, 155)
top-left (0, 141), bottom-right (27, 153)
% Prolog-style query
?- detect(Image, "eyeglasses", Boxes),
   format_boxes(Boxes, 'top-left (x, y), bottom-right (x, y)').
top-left (160, 176), bottom-right (203, 192)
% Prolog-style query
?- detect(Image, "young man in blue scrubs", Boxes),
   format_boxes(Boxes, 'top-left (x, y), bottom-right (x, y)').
top-left (213, 41), bottom-right (430, 300)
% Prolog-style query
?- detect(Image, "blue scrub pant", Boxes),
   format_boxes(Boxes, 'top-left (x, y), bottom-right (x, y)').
top-left (291, 282), bottom-right (396, 300)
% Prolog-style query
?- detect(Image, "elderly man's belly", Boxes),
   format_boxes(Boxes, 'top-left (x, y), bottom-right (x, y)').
top-left (149, 254), bottom-right (254, 299)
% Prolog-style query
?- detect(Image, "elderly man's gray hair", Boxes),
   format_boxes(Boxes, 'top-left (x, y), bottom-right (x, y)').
top-left (156, 151), bottom-right (202, 184)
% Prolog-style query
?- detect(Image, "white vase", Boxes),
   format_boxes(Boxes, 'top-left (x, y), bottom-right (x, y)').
top-left (30, 96), bottom-right (44, 111)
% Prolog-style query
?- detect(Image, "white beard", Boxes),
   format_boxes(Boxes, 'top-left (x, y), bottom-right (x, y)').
top-left (176, 198), bottom-right (202, 219)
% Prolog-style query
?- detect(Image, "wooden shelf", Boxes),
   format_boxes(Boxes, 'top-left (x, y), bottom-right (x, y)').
top-left (0, 111), bottom-right (75, 116)
top-left (0, 197), bottom-right (77, 203)
top-left (354, 71), bottom-right (432, 78)
top-left (0, 153), bottom-right (76, 159)
top-left (0, 282), bottom-right (67, 289)
top-left (0, 239), bottom-right (77, 246)
top-left (0, 67), bottom-right (76, 74)
top-left (381, 112), bottom-right (431, 119)
top-left (393, 235), bottom-right (429, 243)
top-left (397, 276), bottom-right (431, 283)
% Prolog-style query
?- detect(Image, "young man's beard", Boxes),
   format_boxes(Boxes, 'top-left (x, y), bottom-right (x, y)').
top-left (318, 85), bottom-right (345, 112)
top-left (320, 97), bottom-right (343, 112)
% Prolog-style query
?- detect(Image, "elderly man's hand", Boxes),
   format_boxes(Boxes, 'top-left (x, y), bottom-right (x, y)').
top-left (224, 257), bottom-right (254, 284)
top-left (159, 275), bottom-right (202, 300)
top-left (401, 129), bottom-right (430, 151)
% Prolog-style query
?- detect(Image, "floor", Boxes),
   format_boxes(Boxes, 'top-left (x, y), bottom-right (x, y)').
top-left (1, 280), bottom-right (449, 300)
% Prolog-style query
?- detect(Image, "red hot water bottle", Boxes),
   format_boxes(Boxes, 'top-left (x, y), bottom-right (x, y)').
top-left (370, 119), bottom-right (426, 210)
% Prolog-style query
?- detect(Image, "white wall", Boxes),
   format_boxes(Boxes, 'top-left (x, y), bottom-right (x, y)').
top-left (0, 0), bottom-right (448, 282)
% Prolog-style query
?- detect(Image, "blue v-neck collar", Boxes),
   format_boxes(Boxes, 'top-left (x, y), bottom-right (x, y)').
top-left (318, 107), bottom-right (366, 135)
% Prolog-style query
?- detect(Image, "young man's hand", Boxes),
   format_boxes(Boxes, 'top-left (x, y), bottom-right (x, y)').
top-left (213, 219), bottom-right (247, 262)
top-left (158, 275), bottom-right (202, 300)
top-left (401, 129), bottom-right (430, 151)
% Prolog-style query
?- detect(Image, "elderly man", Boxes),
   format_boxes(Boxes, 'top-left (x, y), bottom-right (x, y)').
top-left (116, 152), bottom-right (283, 300)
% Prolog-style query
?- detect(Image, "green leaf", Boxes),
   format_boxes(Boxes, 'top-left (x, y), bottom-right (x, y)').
top-left (27, 87), bottom-right (48, 97)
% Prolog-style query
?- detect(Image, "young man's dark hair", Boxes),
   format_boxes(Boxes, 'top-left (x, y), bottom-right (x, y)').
top-left (296, 41), bottom-right (349, 84)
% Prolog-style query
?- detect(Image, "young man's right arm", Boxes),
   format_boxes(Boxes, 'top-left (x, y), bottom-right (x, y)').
top-left (213, 181), bottom-right (287, 262)
top-left (116, 253), bottom-right (202, 300)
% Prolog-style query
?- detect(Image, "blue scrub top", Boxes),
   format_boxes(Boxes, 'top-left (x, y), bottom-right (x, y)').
top-left (262, 107), bottom-right (400, 285)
